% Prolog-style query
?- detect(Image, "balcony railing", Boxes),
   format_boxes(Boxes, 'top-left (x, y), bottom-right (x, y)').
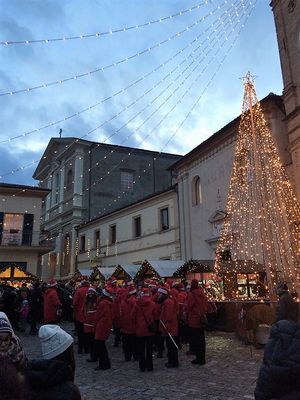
top-left (0, 230), bottom-right (55, 248)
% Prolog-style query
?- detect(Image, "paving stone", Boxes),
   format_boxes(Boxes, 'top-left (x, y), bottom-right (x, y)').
top-left (19, 322), bottom-right (263, 400)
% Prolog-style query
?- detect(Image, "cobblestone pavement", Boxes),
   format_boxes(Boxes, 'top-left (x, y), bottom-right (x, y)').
top-left (20, 323), bottom-right (263, 400)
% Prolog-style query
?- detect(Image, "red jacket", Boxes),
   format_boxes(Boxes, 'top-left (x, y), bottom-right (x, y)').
top-left (178, 291), bottom-right (187, 320)
top-left (83, 298), bottom-right (98, 333)
top-left (43, 288), bottom-right (62, 323)
top-left (120, 294), bottom-right (136, 334)
top-left (95, 297), bottom-right (113, 341)
top-left (159, 297), bottom-right (178, 336)
top-left (132, 297), bottom-right (156, 337)
top-left (73, 284), bottom-right (90, 322)
top-left (112, 289), bottom-right (122, 328)
top-left (186, 287), bottom-right (208, 328)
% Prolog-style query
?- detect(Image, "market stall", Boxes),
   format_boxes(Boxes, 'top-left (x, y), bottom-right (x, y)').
top-left (113, 264), bottom-right (141, 282)
top-left (135, 259), bottom-right (185, 282)
top-left (0, 263), bottom-right (38, 283)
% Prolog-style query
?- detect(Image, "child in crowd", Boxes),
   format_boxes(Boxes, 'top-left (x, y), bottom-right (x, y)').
top-left (19, 300), bottom-right (30, 333)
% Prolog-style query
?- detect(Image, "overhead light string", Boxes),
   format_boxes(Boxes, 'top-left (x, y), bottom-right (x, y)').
top-left (0, 0), bottom-right (243, 182)
top-left (86, 0), bottom-right (255, 218)
top-left (0, 0), bottom-right (233, 97)
top-left (1, 0), bottom-right (252, 221)
top-left (0, 1), bottom-right (214, 46)
top-left (36, 0), bottom-right (248, 195)
top-left (0, 0), bottom-right (240, 146)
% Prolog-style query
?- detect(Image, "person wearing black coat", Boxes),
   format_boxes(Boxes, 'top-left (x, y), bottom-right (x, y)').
top-left (28, 281), bottom-right (43, 335)
top-left (26, 359), bottom-right (81, 400)
top-left (254, 320), bottom-right (300, 400)
top-left (275, 283), bottom-right (298, 323)
top-left (25, 324), bottom-right (81, 400)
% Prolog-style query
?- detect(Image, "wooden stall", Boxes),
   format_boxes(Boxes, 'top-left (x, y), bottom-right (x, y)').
top-left (0, 263), bottom-right (38, 283)
top-left (135, 259), bottom-right (185, 282)
top-left (114, 264), bottom-right (141, 282)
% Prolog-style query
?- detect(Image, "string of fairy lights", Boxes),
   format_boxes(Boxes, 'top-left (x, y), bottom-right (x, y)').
top-left (0, 0), bottom-right (244, 182)
top-left (41, 0), bottom-right (250, 219)
top-left (97, 2), bottom-right (252, 219)
top-left (0, 0), bottom-right (239, 148)
top-left (0, 0), bottom-right (252, 229)
top-left (0, 0), bottom-right (231, 97)
top-left (11, 0), bottom-right (252, 263)
top-left (214, 73), bottom-right (300, 299)
top-left (0, 1), bottom-right (212, 46)
top-left (2, 1), bottom-right (282, 292)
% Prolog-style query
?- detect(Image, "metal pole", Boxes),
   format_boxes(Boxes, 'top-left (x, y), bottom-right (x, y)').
top-left (159, 319), bottom-right (179, 350)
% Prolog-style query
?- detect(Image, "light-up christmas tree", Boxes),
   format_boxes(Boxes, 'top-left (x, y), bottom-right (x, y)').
top-left (215, 72), bottom-right (300, 298)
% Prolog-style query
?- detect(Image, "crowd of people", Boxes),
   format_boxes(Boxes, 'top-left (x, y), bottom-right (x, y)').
top-left (1, 277), bottom-right (300, 400)
top-left (48, 276), bottom-right (211, 371)
top-left (0, 275), bottom-right (211, 399)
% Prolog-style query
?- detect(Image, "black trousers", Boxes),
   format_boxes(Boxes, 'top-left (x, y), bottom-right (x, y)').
top-left (85, 332), bottom-right (97, 360)
top-left (113, 324), bottom-right (122, 346)
top-left (137, 336), bottom-right (154, 371)
top-left (94, 339), bottom-right (111, 369)
top-left (189, 327), bottom-right (206, 363)
top-left (166, 335), bottom-right (179, 366)
top-left (154, 331), bottom-right (165, 356)
top-left (75, 320), bottom-right (87, 352)
top-left (122, 333), bottom-right (138, 361)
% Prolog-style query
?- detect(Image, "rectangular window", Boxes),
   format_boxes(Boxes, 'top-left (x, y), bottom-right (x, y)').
top-left (80, 235), bottom-right (86, 252)
top-left (121, 171), bottom-right (134, 192)
top-left (133, 216), bottom-right (141, 238)
top-left (2, 213), bottom-right (24, 246)
top-left (110, 225), bottom-right (116, 244)
top-left (94, 230), bottom-right (100, 249)
top-left (160, 208), bottom-right (169, 231)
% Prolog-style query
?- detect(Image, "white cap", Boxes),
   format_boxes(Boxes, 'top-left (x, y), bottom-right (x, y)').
top-left (39, 325), bottom-right (73, 359)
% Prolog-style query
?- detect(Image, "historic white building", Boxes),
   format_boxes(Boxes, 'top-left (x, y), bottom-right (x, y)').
top-left (76, 187), bottom-right (180, 273)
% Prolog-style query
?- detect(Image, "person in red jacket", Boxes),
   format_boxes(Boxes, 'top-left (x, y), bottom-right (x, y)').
top-left (158, 287), bottom-right (179, 368)
top-left (132, 288), bottom-right (156, 372)
top-left (186, 279), bottom-right (208, 365)
top-left (43, 279), bottom-right (62, 324)
top-left (120, 286), bottom-right (138, 361)
top-left (83, 286), bottom-right (98, 362)
top-left (72, 277), bottom-right (90, 354)
top-left (177, 283), bottom-right (188, 345)
top-left (94, 287), bottom-right (113, 371)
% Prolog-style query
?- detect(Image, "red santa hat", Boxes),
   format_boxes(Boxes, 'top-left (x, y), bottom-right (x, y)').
top-left (140, 288), bottom-right (151, 297)
top-left (128, 287), bottom-right (137, 295)
top-left (177, 283), bottom-right (185, 290)
top-left (48, 279), bottom-right (58, 288)
top-left (87, 286), bottom-right (97, 294)
top-left (102, 287), bottom-right (113, 298)
top-left (81, 275), bottom-right (89, 284)
top-left (158, 287), bottom-right (169, 296)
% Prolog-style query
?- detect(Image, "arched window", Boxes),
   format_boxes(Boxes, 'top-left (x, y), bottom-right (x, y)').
top-left (192, 176), bottom-right (202, 205)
